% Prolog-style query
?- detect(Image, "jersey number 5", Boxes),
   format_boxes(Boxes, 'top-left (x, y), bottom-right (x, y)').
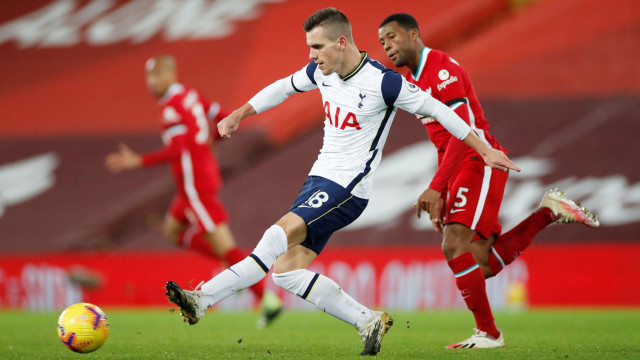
top-left (453, 187), bottom-right (469, 208)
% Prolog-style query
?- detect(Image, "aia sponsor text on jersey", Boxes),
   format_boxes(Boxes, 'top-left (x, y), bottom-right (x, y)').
top-left (324, 101), bottom-right (361, 130)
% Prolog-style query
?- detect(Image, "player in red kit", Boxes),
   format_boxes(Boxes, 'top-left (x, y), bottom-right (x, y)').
top-left (379, 14), bottom-right (599, 348)
top-left (105, 55), bottom-right (282, 328)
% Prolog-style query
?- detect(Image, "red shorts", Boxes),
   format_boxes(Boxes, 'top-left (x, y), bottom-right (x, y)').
top-left (443, 158), bottom-right (508, 240)
top-left (168, 190), bottom-right (228, 233)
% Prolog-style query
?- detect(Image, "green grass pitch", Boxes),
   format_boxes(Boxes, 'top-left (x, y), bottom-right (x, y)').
top-left (1, 308), bottom-right (639, 359)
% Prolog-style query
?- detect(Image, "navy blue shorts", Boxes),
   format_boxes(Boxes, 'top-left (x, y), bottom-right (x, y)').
top-left (289, 176), bottom-right (368, 254)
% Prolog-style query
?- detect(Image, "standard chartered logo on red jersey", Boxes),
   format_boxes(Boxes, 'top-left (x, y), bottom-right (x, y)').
top-left (0, 0), bottom-right (278, 48)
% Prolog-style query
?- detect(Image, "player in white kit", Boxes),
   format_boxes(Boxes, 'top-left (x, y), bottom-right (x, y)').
top-left (165, 8), bottom-right (519, 356)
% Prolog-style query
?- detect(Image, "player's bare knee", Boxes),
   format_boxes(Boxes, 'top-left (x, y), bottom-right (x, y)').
top-left (162, 216), bottom-right (184, 243)
top-left (163, 225), bottom-right (180, 244)
top-left (442, 224), bottom-right (476, 260)
top-left (273, 254), bottom-right (307, 273)
top-left (206, 228), bottom-right (234, 257)
top-left (441, 234), bottom-right (462, 259)
top-left (441, 239), bottom-right (458, 260)
top-left (273, 246), bottom-right (316, 273)
top-left (276, 213), bottom-right (308, 247)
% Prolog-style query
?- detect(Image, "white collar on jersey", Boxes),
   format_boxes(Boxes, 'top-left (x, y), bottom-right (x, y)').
top-left (160, 83), bottom-right (185, 104)
top-left (411, 47), bottom-right (431, 81)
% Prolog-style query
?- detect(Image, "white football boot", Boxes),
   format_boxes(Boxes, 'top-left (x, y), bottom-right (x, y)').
top-left (165, 281), bottom-right (206, 325)
top-left (358, 311), bottom-right (394, 356)
top-left (447, 328), bottom-right (505, 349)
top-left (539, 188), bottom-right (600, 228)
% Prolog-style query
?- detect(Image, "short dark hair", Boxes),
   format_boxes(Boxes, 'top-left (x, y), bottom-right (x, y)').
top-left (379, 13), bottom-right (420, 33)
top-left (303, 8), bottom-right (352, 42)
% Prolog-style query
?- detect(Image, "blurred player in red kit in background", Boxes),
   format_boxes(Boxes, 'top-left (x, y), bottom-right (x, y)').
top-left (105, 55), bottom-right (282, 328)
top-left (379, 14), bottom-right (599, 348)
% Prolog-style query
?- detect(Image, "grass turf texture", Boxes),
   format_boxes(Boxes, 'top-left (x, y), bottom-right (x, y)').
top-left (1, 309), bottom-right (639, 359)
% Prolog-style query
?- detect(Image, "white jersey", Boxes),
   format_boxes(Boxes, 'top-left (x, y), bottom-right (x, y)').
top-left (249, 52), bottom-right (469, 199)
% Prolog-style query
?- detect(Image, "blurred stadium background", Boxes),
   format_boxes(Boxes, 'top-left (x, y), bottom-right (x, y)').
top-left (0, 0), bottom-right (639, 314)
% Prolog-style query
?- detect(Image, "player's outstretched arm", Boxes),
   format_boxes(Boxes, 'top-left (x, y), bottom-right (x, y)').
top-left (462, 131), bottom-right (520, 172)
top-left (219, 69), bottom-right (310, 139)
top-left (105, 143), bottom-right (142, 173)
top-left (218, 103), bottom-right (257, 139)
top-left (219, 63), bottom-right (318, 139)
top-left (411, 93), bottom-right (520, 172)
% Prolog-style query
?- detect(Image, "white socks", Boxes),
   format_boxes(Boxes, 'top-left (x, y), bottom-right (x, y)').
top-left (197, 224), bottom-right (373, 330)
top-left (272, 269), bottom-right (374, 328)
top-left (200, 225), bottom-right (288, 308)
top-left (252, 225), bottom-right (289, 269)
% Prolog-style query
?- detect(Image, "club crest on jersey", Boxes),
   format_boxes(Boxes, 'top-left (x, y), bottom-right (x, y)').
top-left (324, 101), bottom-right (361, 130)
top-left (358, 93), bottom-right (366, 108)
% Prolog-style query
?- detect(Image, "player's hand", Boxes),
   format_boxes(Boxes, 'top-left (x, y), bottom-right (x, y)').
top-left (415, 188), bottom-right (445, 234)
top-left (463, 131), bottom-right (520, 172)
top-left (218, 103), bottom-right (257, 139)
top-left (217, 113), bottom-right (241, 139)
top-left (105, 143), bottom-right (142, 173)
top-left (483, 148), bottom-right (520, 173)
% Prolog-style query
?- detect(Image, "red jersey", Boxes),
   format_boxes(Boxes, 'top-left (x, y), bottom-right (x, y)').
top-left (141, 84), bottom-right (229, 195)
top-left (405, 48), bottom-right (505, 192)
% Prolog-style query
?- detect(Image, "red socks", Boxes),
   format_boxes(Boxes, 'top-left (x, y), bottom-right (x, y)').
top-left (223, 247), bottom-right (265, 299)
top-left (446, 209), bottom-right (559, 337)
top-left (449, 252), bottom-right (500, 339)
top-left (489, 207), bottom-right (558, 276)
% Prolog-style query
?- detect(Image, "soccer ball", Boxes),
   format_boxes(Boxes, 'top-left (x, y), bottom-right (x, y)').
top-left (57, 302), bottom-right (110, 353)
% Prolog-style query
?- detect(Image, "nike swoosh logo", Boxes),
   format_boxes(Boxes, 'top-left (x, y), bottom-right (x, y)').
top-left (450, 208), bottom-right (465, 214)
top-left (322, 81), bottom-right (331, 87)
